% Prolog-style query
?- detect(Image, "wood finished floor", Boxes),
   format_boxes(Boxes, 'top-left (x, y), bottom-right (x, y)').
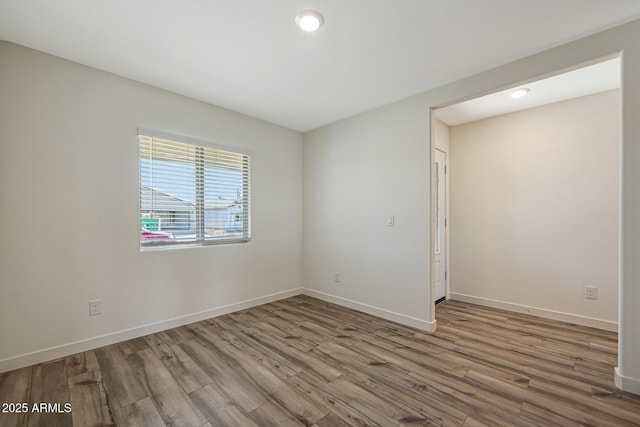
top-left (1, 296), bottom-right (640, 426)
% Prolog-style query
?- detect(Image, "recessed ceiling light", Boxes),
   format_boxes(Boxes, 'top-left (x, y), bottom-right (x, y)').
top-left (510, 88), bottom-right (531, 98)
top-left (295, 10), bottom-right (324, 32)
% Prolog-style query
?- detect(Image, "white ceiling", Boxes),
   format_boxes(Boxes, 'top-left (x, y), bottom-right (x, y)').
top-left (435, 57), bottom-right (621, 126)
top-left (1, 1), bottom-right (639, 132)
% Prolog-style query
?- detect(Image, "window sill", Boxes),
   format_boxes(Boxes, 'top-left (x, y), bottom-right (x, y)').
top-left (140, 239), bottom-right (251, 252)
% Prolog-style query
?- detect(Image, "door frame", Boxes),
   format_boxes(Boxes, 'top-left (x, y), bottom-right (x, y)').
top-left (430, 114), bottom-right (450, 310)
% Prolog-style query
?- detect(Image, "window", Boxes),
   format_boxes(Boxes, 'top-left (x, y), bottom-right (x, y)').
top-left (139, 130), bottom-right (250, 248)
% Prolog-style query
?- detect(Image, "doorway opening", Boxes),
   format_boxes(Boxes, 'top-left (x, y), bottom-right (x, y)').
top-left (430, 55), bottom-right (621, 332)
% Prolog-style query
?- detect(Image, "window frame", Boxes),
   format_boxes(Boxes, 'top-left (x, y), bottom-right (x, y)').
top-left (138, 128), bottom-right (251, 250)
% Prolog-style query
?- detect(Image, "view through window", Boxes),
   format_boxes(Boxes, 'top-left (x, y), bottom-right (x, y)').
top-left (139, 133), bottom-right (250, 248)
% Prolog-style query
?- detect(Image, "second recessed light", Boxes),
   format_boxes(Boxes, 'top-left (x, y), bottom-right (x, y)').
top-left (511, 88), bottom-right (531, 98)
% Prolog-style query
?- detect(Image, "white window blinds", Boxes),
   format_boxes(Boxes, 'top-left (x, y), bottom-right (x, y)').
top-left (139, 132), bottom-right (250, 248)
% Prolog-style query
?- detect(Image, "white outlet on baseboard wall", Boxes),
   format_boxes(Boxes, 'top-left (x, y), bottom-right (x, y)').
top-left (585, 286), bottom-right (598, 300)
top-left (89, 299), bottom-right (102, 316)
top-left (333, 272), bottom-right (340, 283)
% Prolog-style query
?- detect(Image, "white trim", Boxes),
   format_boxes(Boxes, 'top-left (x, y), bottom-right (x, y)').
top-left (303, 288), bottom-right (436, 332)
top-left (615, 367), bottom-right (640, 394)
top-left (137, 127), bottom-right (253, 156)
top-left (0, 288), bottom-right (303, 374)
top-left (450, 292), bottom-right (618, 332)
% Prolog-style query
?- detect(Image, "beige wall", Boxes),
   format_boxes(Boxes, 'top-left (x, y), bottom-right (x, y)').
top-left (303, 97), bottom-right (432, 329)
top-left (0, 42), bottom-right (303, 371)
top-left (433, 119), bottom-right (450, 152)
top-left (449, 90), bottom-right (620, 328)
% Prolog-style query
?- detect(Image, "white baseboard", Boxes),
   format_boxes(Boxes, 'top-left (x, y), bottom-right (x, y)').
top-left (450, 292), bottom-right (618, 332)
top-left (0, 287), bottom-right (303, 374)
top-left (615, 367), bottom-right (640, 395)
top-left (303, 288), bottom-right (436, 332)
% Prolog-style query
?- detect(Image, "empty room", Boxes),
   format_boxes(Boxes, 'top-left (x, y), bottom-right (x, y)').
top-left (2, 2), bottom-right (640, 426)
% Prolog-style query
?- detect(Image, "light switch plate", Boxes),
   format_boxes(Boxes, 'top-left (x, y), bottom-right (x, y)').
top-left (387, 215), bottom-right (395, 226)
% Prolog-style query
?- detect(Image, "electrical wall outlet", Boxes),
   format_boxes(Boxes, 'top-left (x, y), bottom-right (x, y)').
top-left (89, 299), bottom-right (102, 316)
top-left (585, 286), bottom-right (598, 300)
top-left (333, 272), bottom-right (340, 283)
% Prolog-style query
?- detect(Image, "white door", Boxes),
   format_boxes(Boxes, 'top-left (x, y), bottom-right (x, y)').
top-left (434, 149), bottom-right (447, 303)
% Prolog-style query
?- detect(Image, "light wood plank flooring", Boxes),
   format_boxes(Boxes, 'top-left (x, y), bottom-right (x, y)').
top-left (1, 296), bottom-right (639, 426)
